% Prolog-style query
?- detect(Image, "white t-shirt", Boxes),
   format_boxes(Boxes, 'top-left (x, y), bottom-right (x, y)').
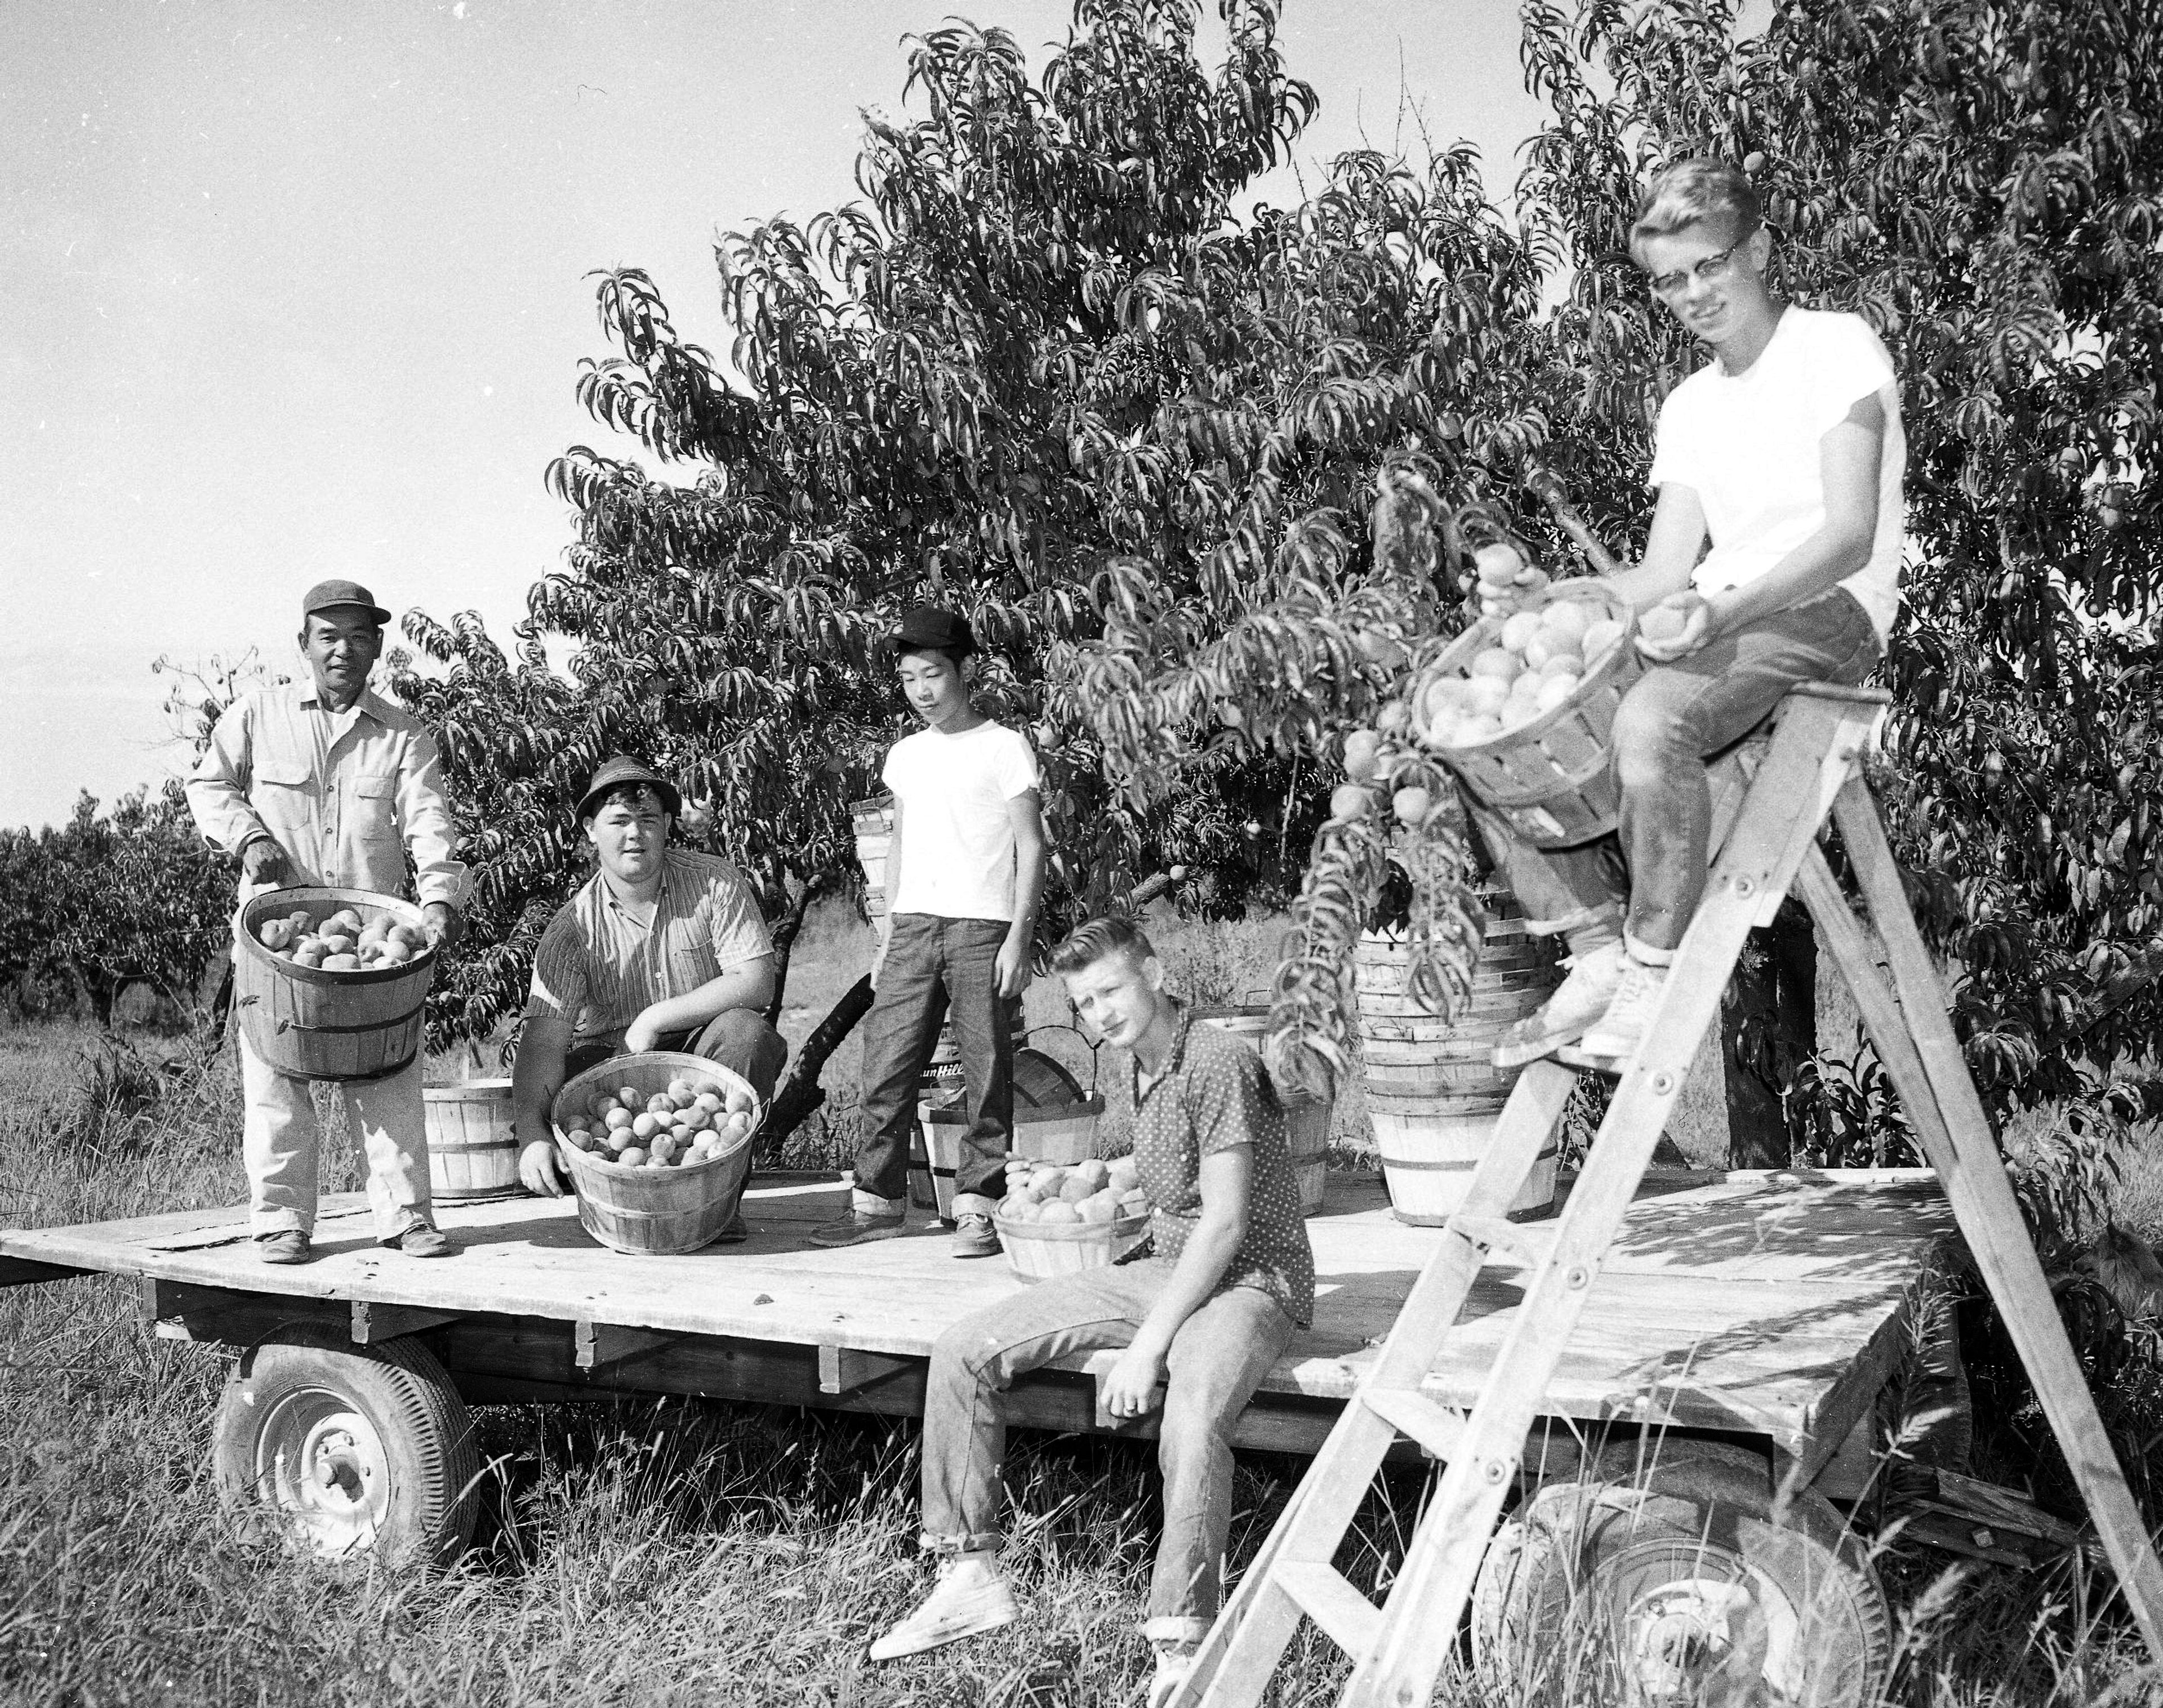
top-left (1648, 306), bottom-right (1906, 641)
top-left (884, 721), bottom-right (1041, 921)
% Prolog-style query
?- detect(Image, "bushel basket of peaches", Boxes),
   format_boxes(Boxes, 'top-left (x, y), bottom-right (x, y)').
top-left (234, 886), bottom-right (439, 1082)
top-left (995, 1154), bottom-right (1151, 1279)
top-left (550, 1053), bottom-right (762, 1256)
top-left (1412, 572), bottom-right (1642, 849)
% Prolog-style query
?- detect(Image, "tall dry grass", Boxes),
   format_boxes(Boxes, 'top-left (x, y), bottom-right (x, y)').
top-left (6, 1001), bottom-right (2163, 1705)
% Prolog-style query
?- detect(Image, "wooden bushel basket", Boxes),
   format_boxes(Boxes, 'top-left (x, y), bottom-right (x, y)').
top-left (423, 1080), bottom-right (521, 1203)
top-left (549, 1052), bottom-right (759, 1256)
top-left (1419, 580), bottom-right (1644, 849)
top-left (911, 1095), bottom-right (1108, 1219)
top-left (993, 1208), bottom-right (1151, 1281)
top-left (232, 886), bottom-right (436, 1082)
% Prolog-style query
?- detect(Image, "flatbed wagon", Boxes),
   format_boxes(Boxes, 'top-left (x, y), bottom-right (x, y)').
top-left (4, 1166), bottom-right (1954, 1541)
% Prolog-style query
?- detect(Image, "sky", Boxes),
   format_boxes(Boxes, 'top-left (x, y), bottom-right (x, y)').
top-left (1, 0), bottom-right (1550, 832)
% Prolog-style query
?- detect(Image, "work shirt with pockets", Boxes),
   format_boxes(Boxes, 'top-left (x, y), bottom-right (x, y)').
top-left (1129, 1000), bottom-right (1316, 1328)
top-left (184, 682), bottom-right (467, 909)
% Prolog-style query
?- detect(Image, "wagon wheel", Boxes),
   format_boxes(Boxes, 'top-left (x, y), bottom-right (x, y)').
top-left (212, 1322), bottom-right (480, 1568)
top-left (1471, 1440), bottom-right (1891, 1708)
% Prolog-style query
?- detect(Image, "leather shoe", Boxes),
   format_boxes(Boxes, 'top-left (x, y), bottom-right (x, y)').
top-left (256, 1229), bottom-right (311, 1265)
top-left (388, 1223), bottom-right (453, 1258)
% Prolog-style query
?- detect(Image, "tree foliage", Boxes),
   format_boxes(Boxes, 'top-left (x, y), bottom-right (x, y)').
top-left (1506, 0), bottom-right (2163, 1118)
top-left (393, 0), bottom-right (2160, 1127)
top-left (0, 787), bottom-right (233, 1025)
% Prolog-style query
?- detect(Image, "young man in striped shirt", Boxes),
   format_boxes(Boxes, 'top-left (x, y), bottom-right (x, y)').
top-left (513, 757), bottom-right (788, 1200)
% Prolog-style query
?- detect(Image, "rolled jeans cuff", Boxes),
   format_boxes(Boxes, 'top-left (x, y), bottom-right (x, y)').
top-left (1523, 900), bottom-right (1623, 938)
top-left (921, 1528), bottom-right (1003, 1557)
top-left (1143, 1615), bottom-right (1211, 1648)
top-left (952, 1190), bottom-right (1000, 1219)
top-left (851, 1187), bottom-right (906, 1216)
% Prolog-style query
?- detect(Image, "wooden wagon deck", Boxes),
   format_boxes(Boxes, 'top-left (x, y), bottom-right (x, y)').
top-left (3, 1166), bottom-right (1955, 1480)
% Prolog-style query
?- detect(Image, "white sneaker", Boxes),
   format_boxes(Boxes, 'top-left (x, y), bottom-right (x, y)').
top-left (1576, 953), bottom-right (1669, 1062)
top-left (1149, 1645), bottom-right (1199, 1707)
top-left (868, 1551), bottom-right (1020, 1660)
top-left (1491, 939), bottom-right (1626, 1068)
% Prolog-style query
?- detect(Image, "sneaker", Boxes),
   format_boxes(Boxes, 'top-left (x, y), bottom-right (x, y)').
top-left (387, 1222), bottom-right (453, 1258)
top-left (808, 1208), bottom-right (908, 1248)
top-left (1492, 939), bottom-right (1627, 1068)
top-left (1149, 1644), bottom-right (1199, 1708)
top-left (1576, 953), bottom-right (1670, 1063)
top-left (867, 1551), bottom-right (1020, 1660)
top-left (951, 1211), bottom-right (1001, 1260)
top-left (256, 1229), bottom-right (311, 1265)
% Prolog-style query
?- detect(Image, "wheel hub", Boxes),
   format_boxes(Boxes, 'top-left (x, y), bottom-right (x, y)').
top-left (256, 1389), bottom-right (390, 1557)
top-left (1597, 1538), bottom-right (1803, 1703)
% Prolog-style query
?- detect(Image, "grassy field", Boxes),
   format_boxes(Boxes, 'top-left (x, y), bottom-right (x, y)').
top-left (5, 920), bottom-right (2163, 1705)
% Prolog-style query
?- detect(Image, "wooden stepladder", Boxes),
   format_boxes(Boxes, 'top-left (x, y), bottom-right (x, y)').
top-left (1178, 683), bottom-right (2163, 1708)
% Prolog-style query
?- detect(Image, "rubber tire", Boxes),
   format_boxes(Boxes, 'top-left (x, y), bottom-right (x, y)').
top-left (1472, 1441), bottom-right (1891, 1707)
top-left (212, 1322), bottom-right (480, 1569)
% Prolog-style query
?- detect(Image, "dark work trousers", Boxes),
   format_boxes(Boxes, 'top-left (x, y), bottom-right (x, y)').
top-left (565, 1007), bottom-right (790, 1100)
top-left (1721, 896), bottom-right (1818, 1169)
top-left (856, 914), bottom-right (1015, 1218)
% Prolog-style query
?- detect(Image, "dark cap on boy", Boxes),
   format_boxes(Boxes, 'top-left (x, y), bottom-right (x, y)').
top-left (891, 608), bottom-right (977, 656)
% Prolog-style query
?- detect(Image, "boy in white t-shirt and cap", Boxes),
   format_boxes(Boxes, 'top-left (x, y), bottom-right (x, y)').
top-left (1482, 157), bottom-right (1906, 1067)
top-left (812, 608), bottom-right (1047, 1256)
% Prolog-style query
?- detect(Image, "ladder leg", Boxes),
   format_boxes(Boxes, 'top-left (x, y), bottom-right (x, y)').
top-left (1184, 1062), bottom-right (1578, 1708)
top-left (1809, 792), bottom-right (2163, 1653)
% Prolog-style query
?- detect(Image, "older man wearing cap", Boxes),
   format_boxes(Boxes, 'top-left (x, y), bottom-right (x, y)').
top-left (512, 757), bottom-right (789, 1201)
top-left (186, 579), bottom-right (468, 1263)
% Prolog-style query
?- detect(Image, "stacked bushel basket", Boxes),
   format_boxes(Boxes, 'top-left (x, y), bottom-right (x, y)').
top-left (1361, 577), bottom-right (1644, 1224)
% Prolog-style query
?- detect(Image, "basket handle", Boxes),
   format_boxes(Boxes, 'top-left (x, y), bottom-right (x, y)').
top-left (1020, 1020), bottom-right (1103, 1097)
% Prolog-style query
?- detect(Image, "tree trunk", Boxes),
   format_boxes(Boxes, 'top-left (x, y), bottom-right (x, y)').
top-left (1721, 896), bottom-right (1817, 1169)
top-left (758, 973), bottom-right (874, 1157)
top-left (763, 873), bottom-right (830, 1029)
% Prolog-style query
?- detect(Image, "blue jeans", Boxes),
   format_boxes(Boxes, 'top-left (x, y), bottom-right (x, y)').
top-left (1474, 588), bottom-right (1881, 952)
top-left (857, 915), bottom-right (1016, 1216)
top-left (920, 1259), bottom-right (1296, 1643)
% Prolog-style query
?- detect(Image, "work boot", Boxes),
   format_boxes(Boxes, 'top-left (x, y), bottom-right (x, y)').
top-left (869, 1550), bottom-right (1020, 1660)
top-left (950, 1211), bottom-right (1001, 1259)
top-left (256, 1229), bottom-right (312, 1265)
top-left (386, 1221), bottom-right (453, 1258)
top-left (809, 1207), bottom-right (907, 1248)
top-left (1576, 951), bottom-right (1670, 1063)
top-left (1491, 938), bottom-right (1627, 1068)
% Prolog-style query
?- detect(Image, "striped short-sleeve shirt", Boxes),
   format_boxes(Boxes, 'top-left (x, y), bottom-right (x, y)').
top-left (1131, 1001), bottom-right (1315, 1327)
top-left (526, 849), bottom-right (773, 1047)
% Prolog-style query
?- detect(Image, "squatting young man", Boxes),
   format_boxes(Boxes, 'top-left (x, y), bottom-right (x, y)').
top-left (869, 916), bottom-right (1314, 1707)
top-left (1485, 157), bottom-right (1906, 1068)
top-left (514, 757), bottom-right (787, 1203)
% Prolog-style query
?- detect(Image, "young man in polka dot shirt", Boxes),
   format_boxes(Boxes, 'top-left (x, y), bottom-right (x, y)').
top-left (869, 916), bottom-right (1314, 1706)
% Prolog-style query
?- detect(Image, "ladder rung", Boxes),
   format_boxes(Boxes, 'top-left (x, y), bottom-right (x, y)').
top-left (1448, 1214), bottom-right (1540, 1266)
top-left (1273, 1563), bottom-right (1381, 1657)
top-left (1359, 1386), bottom-right (1466, 1459)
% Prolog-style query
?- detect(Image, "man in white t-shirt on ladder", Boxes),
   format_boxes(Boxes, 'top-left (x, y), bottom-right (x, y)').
top-left (1482, 157), bottom-right (1907, 1068)
top-left (812, 608), bottom-right (1048, 1256)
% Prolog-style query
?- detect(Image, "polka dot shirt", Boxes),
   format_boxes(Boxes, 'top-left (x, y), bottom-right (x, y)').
top-left (1130, 1001), bottom-right (1316, 1328)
